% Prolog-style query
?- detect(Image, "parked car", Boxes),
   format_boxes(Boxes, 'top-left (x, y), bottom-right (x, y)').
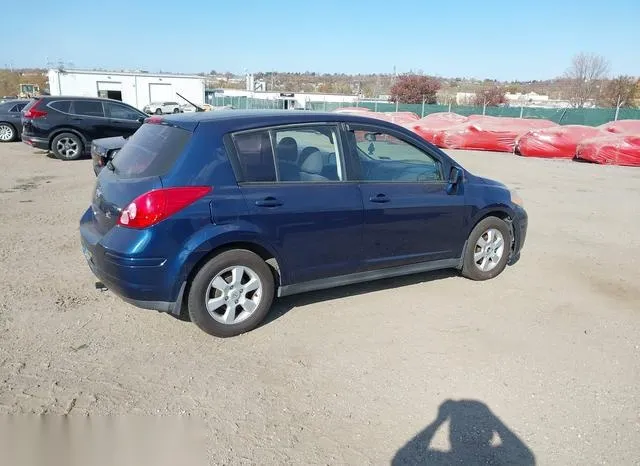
top-left (21, 96), bottom-right (148, 160)
top-left (0, 99), bottom-right (30, 142)
top-left (143, 101), bottom-right (182, 115)
top-left (91, 136), bottom-right (127, 175)
top-left (80, 111), bottom-right (528, 338)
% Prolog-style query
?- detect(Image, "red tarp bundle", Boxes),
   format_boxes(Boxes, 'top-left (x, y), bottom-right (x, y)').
top-left (435, 116), bottom-right (558, 152)
top-left (332, 107), bottom-right (371, 114)
top-left (383, 111), bottom-right (420, 123)
top-left (516, 125), bottom-right (605, 159)
top-left (404, 112), bottom-right (469, 145)
top-left (599, 120), bottom-right (640, 134)
top-left (575, 134), bottom-right (640, 167)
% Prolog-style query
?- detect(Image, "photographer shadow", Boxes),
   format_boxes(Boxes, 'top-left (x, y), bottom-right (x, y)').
top-left (392, 399), bottom-right (535, 465)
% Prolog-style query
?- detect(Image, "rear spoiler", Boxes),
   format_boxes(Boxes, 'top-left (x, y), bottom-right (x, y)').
top-left (176, 92), bottom-right (205, 112)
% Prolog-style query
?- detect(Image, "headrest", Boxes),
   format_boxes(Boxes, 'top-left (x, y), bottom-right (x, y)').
top-left (276, 137), bottom-right (298, 162)
top-left (301, 151), bottom-right (324, 174)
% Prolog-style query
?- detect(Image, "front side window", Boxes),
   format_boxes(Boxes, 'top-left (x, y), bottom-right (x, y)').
top-left (105, 102), bottom-right (143, 120)
top-left (351, 128), bottom-right (442, 182)
top-left (232, 125), bottom-right (343, 183)
top-left (73, 100), bottom-right (104, 117)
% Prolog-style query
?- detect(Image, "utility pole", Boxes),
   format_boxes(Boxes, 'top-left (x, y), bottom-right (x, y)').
top-left (614, 94), bottom-right (622, 121)
top-left (421, 96), bottom-right (426, 118)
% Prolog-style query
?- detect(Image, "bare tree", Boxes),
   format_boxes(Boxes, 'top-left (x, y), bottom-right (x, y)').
top-left (599, 75), bottom-right (639, 108)
top-left (565, 53), bottom-right (610, 107)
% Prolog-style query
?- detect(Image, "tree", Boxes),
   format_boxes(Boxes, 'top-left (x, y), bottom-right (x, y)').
top-left (389, 74), bottom-right (440, 104)
top-left (599, 75), bottom-right (639, 108)
top-left (565, 53), bottom-right (610, 107)
top-left (473, 86), bottom-right (507, 107)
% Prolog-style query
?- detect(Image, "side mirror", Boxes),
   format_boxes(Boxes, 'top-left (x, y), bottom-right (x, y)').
top-left (449, 166), bottom-right (463, 185)
top-left (137, 117), bottom-right (145, 123)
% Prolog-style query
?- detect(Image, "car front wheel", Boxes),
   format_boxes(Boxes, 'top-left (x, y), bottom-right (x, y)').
top-left (188, 249), bottom-right (275, 337)
top-left (461, 216), bottom-right (511, 281)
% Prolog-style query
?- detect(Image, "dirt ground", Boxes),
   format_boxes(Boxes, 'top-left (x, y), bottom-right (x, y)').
top-left (0, 141), bottom-right (639, 465)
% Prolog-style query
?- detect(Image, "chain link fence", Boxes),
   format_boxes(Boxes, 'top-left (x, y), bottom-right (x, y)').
top-left (209, 95), bottom-right (640, 127)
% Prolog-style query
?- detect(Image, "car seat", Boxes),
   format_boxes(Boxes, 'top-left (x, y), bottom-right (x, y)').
top-left (300, 151), bottom-right (329, 182)
top-left (276, 137), bottom-right (300, 181)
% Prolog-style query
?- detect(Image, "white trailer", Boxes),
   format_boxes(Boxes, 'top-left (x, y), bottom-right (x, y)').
top-left (47, 69), bottom-right (205, 111)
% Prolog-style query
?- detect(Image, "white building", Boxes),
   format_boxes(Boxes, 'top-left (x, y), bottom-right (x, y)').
top-left (505, 92), bottom-right (550, 106)
top-left (214, 89), bottom-right (358, 110)
top-left (47, 69), bottom-right (205, 111)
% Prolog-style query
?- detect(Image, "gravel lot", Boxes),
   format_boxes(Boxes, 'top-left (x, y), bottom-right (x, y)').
top-left (0, 141), bottom-right (639, 464)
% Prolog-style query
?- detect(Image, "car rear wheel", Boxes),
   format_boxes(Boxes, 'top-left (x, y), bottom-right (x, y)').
top-left (461, 216), bottom-right (511, 281)
top-left (51, 133), bottom-right (83, 160)
top-left (155, 108), bottom-right (163, 115)
top-left (188, 249), bottom-right (275, 337)
top-left (173, 107), bottom-right (180, 113)
top-left (0, 123), bottom-right (16, 142)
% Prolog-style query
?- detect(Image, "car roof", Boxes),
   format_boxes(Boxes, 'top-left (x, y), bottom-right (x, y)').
top-left (158, 110), bottom-right (411, 132)
top-left (38, 96), bottom-right (125, 103)
top-left (0, 99), bottom-right (30, 105)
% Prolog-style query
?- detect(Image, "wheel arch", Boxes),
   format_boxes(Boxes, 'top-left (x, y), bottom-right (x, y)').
top-left (174, 239), bottom-right (283, 318)
top-left (460, 205), bottom-right (517, 267)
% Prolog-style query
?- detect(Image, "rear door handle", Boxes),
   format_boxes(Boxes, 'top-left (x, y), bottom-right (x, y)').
top-left (255, 197), bottom-right (283, 207)
top-left (369, 194), bottom-right (390, 203)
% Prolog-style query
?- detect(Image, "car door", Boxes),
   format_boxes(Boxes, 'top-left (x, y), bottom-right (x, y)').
top-left (69, 100), bottom-right (110, 142)
top-left (104, 101), bottom-right (145, 138)
top-left (230, 124), bottom-right (364, 286)
top-left (344, 123), bottom-right (467, 270)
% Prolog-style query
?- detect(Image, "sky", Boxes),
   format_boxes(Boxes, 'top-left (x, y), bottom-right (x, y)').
top-left (2, 0), bottom-right (639, 81)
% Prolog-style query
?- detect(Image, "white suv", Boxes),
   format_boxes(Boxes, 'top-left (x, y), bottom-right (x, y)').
top-left (143, 101), bottom-right (182, 115)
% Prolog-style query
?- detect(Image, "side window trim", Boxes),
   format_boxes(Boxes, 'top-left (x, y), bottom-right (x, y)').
top-left (345, 123), bottom-right (446, 183)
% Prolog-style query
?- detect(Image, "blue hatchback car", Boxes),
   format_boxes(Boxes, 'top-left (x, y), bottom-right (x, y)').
top-left (80, 111), bottom-right (527, 337)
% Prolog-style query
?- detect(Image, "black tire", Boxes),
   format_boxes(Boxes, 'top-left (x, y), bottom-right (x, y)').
top-left (155, 108), bottom-right (163, 115)
top-left (461, 216), bottom-right (511, 281)
top-left (188, 249), bottom-right (275, 338)
top-left (173, 107), bottom-right (180, 113)
top-left (0, 123), bottom-right (16, 142)
top-left (51, 132), bottom-right (84, 161)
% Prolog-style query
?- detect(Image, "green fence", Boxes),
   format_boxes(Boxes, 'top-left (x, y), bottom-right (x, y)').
top-left (306, 101), bottom-right (640, 127)
top-left (208, 95), bottom-right (640, 126)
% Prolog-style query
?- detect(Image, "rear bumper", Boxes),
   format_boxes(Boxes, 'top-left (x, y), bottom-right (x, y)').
top-left (80, 210), bottom-right (185, 315)
top-left (21, 134), bottom-right (48, 150)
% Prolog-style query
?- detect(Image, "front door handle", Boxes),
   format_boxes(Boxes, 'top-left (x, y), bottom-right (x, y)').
top-left (255, 197), bottom-right (283, 207)
top-left (369, 193), bottom-right (390, 203)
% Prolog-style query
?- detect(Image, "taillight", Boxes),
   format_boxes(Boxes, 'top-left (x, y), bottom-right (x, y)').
top-left (146, 116), bottom-right (163, 124)
top-left (117, 187), bottom-right (211, 229)
top-left (23, 100), bottom-right (47, 119)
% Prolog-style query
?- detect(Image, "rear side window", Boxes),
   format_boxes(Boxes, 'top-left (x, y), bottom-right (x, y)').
top-left (232, 131), bottom-right (276, 182)
top-left (48, 100), bottom-right (71, 113)
top-left (72, 100), bottom-right (104, 117)
top-left (9, 103), bottom-right (26, 112)
top-left (112, 123), bottom-right (191, 178)
top-left (21, 99), bottom-right (40, 113)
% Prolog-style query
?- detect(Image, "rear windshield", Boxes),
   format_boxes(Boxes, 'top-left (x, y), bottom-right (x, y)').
top-left (21, 98), bottom-right (40, 113)
top-left (111, 123), bottom-right (191, 178)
